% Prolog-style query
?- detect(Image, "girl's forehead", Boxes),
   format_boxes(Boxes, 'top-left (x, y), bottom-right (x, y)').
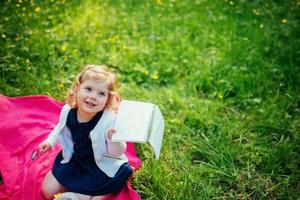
top-left (81, 79), bottom-right (109, 89)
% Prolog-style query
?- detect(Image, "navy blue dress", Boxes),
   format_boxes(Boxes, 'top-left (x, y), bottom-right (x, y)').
top-left (52, 109), bottom-right (133, 195)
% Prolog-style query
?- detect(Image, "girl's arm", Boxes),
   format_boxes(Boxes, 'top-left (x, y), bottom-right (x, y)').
top-left (106, 128), bottom-right (127, 157)
top-left (39, 104), bottom-right (70, 152)
top-left (39, 123), bottom-right (60, 152)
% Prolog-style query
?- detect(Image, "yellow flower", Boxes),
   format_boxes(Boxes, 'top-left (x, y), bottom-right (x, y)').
top-left (108, 35), bottom-right (118, 43)
top-left (259, 24), bottom-right (264, 28)
top-left (60, 45), bottom-right (67, 52)
top-left (58, 83), bottom-right (64, 89)
top-left (35, 7), bottom-right (41, 13)
top-left (144, 70), bottom-right (149, 76)
top-left (156, 0), bottom-right (162, 5)
top-left (282, 19), bottom-right (288, 24)
top-left (151, 74), bottom-right (159, 80)
top-left (1, 34), bottom-right (6, 39)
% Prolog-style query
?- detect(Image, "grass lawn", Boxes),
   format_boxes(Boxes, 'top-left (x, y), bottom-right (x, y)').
top-left (1, 0), bottom-right (299, 199)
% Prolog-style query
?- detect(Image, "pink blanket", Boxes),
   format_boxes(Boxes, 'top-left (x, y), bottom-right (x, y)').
top-left (0, 95), bottom-right (141, 200)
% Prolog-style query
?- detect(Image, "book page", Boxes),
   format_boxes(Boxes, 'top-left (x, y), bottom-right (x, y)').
top-left (112, 100), bottom-right (154, 143)
top-left (148, 106), bottom-right (165, 159)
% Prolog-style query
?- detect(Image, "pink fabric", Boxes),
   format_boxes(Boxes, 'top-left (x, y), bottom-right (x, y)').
top-left (0, 95), bottom-right (141, 200)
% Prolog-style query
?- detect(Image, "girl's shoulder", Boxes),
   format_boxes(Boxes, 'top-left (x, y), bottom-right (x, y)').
top-left (61, 104), bottom-right (72, 114)
top-left (58, 104), bottom-right (72, 121)
top-left (103, 109), bottom-right (117, 120)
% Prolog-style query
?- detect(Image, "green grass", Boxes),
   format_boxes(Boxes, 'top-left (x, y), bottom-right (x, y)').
top-left (1, 0), bottom-right (300, 199)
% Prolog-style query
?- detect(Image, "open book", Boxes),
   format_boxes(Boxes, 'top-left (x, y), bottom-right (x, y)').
top-left (112, 100), bottom-right (165, 159)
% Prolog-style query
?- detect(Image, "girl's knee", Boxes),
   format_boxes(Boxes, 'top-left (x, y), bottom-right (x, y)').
top-left (41, 186), bottom-right (54, 200)
top-left (41, 182), bottom-right (57, 199)
top-left (41, 171), bottom-right (66, 199)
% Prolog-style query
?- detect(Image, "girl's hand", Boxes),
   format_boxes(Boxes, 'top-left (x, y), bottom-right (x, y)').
top-left (107, 128), bottom-right (116, 140)
top-left (39, 142), bottom-right (51, 153)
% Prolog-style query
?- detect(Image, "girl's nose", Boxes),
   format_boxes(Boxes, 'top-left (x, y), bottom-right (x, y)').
top-left (89, 93), bottom-right (97, 99)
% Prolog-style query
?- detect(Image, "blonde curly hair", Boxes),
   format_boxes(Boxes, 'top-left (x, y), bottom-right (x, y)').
top-left (66, 64), bottom-right (119, 110)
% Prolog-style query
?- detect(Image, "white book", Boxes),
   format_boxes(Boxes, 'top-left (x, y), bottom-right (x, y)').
top-left (112, 100), bottom-right (165, 159)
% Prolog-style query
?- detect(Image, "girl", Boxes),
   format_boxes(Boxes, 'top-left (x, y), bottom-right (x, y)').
top-left (39, 65), bottom-right (133, 200)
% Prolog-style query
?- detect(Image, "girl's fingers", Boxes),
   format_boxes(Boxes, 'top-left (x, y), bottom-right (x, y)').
top-left (39, 143), bottom-right (50, 153)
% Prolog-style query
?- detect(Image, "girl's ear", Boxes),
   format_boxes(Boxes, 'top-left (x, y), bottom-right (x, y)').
top-left (115, 93), bottom-right (121, 104)
top-left (106, 92), bottom-right (120, 112)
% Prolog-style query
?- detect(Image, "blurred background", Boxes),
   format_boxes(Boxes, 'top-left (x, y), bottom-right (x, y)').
top-left (1, 0), bottom-right (299, 199)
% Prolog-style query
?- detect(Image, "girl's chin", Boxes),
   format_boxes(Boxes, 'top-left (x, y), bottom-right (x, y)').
top-left (82, 105), bottom-right (102, 113)
top-left (83, 107), bottom-right (97, 113)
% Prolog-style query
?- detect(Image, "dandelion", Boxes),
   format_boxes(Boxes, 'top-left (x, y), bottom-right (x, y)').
top-left (156, 0), bottom-right (162, 5)
top-left (35, 7), bottom-right (41, 13)
top-left (151, 73), bottom-right (159, 80)
top-left (122, 45), bottom-right (127, 50)
top-left (282, 19), bottom-right (288, 24)
top-left (143, 70), bottom-right (149, 76)
top-left (108, 35), bottom-right (118, 43)
top-left (60, 45), bottom-right (67, 52)
top-left (58, 83), bottom-right (64, 89)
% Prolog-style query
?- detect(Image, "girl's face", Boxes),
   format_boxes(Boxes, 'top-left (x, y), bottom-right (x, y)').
top-left (76, 79), bottom-right (109, 121)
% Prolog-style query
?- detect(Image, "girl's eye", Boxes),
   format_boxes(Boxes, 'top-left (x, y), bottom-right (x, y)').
top-left (85, 87), bottom-right (91, 92)
top-left (98, 92), bottom-right (106, 97)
